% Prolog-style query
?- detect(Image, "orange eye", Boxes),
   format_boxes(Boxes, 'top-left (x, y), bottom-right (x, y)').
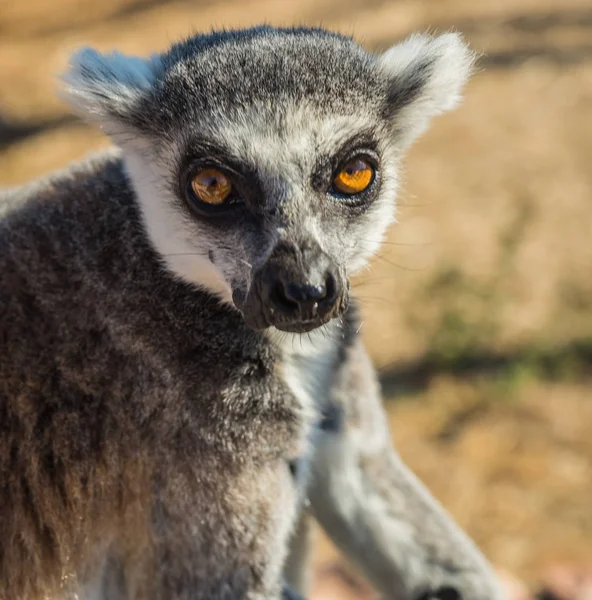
top-left (190, 168), bottom-right (232, 205)
top-left (333, 158), bottom-right (374, 195)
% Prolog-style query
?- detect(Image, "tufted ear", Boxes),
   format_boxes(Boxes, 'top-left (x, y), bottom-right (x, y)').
top-left (59, 47), bottom-right (163, 133)
top-left (378, 32), bottom-right (476, 149)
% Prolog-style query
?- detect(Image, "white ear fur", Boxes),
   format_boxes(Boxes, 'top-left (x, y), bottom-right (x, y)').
top-left (59, 47), bottom-right (162, 127)
top-left (378, 32), bottom-right (476, 148)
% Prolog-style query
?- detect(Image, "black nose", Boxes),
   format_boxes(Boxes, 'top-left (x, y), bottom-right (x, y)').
top-left (249, 243), bottom-right (348, 332)
top-left (271, 272), bottom-right (338, 314)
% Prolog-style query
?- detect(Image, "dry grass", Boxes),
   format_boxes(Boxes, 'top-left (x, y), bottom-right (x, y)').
top-left (1, 0), bottom-right (591, 588)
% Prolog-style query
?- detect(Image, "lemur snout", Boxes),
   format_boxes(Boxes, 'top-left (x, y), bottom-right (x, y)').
top-left (272, 271), bottom-right (337, 309)
top-left (263, 268), bottom-right (341, 326)
top-left (238, 242), bottom-right (348, 333)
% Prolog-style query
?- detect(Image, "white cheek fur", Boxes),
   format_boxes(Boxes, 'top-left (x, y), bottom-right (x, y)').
top-left (122, 142), bottom-right (235, 305)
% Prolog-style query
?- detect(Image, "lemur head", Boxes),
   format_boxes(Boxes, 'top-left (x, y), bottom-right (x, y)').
top-left (61, 26), bottom-right (474, 333)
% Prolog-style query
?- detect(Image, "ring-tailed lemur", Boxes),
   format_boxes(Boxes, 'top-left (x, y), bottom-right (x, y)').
top-left (0, 26), bottom-right (504, 600)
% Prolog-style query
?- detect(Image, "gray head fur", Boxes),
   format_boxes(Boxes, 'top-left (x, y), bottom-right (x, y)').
top-left (61, 26), bottom-right (474, 332)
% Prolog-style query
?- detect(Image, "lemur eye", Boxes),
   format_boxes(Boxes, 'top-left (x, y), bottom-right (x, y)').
top-left (190, 168), bottom-right (232, 205)
top-left (333, 158), bottom-right (374, 195)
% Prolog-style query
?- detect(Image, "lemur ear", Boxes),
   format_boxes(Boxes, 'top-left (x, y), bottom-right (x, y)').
top-left (378, 32), bottom-right (476, 149)
top-left (59, 47), bottom-right (162, 132)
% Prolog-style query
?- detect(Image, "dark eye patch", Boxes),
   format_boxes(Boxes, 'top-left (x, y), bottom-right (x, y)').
top-left (310, 130), bottom-right (380, 193)
top-left (178, 138), bottom-right (265, 216)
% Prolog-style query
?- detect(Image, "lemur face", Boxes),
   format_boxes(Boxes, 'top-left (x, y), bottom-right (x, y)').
top-left (61, 27), bottom-right (474, 333)
top-left (160, 99), bottom-right (400, 334)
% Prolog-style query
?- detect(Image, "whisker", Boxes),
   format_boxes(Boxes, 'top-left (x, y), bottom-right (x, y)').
top-left (370, 253), bottom-right (426, 272)
top-left (359, 238), bottom-right (433, 247)
top-left (352, 276), bottom-right (408, 287)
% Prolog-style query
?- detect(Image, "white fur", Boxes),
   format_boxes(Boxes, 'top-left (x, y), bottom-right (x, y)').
top-left (267, 321), bottom-right (340, 410)
top-left (122, 139), bottom-right (235, 305)
top-left (378, 32), bottom-right (476, 147)
top-left (268, 321), bottom-right (342, 494)
top-left (59, 48), bottom-right (162, 131)
top-left (210, 107), bottom-right (401, 276)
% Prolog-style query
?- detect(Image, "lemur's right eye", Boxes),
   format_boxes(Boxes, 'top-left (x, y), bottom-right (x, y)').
top-left (190, 168), bottom-right (232, 205)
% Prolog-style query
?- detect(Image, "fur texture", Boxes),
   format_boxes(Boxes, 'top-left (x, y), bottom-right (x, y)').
top-left (0, 25), bottom-right (501, 600)
top-left (1, 154), bottom-right (305, 600)
top-left (60, 27), bottom-right (474, 307)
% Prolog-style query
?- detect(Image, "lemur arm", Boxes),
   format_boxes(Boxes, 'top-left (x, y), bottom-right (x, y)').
top-left (306, 337), bottom-right (505, 600)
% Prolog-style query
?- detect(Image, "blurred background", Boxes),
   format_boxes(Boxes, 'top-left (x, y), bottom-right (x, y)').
top-left (1, 0), bottom-right (591, 598)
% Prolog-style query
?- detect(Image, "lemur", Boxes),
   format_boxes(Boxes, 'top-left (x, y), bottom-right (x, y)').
top-left (0, 26), bottom-right (504, 600)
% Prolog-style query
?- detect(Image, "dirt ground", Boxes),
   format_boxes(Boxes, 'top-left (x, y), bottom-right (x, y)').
top-left (1, 0), bottom-right (591, 596)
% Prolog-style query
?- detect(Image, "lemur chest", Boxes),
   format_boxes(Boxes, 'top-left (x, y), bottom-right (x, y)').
top-left (158, 330), bottom-right (339, 469)
top-left (266, 330), bottom-right (341, 485)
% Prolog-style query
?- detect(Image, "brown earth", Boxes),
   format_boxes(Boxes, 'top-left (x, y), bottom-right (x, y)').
top-left (1, 0), bottom-right (591, 597)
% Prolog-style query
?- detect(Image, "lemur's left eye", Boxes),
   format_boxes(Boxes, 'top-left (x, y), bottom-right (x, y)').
top-left (191, 168), bottom-right (232, 205)
top-left (333, 158), bottom-right (374, 195)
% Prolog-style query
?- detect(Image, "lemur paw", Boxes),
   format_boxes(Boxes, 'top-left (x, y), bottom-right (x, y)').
top-left (282, 583), bottom-right (305, 600)
top-left (417, 586), bottom-right (461, 600)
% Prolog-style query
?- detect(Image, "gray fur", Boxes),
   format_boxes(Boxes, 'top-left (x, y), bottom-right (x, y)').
top-left (0, 25), bottom-right (501, 600)
top-left (301, 335), bottom-right (503, 600)
top-left (1, 153), bottom-right (305, 600)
